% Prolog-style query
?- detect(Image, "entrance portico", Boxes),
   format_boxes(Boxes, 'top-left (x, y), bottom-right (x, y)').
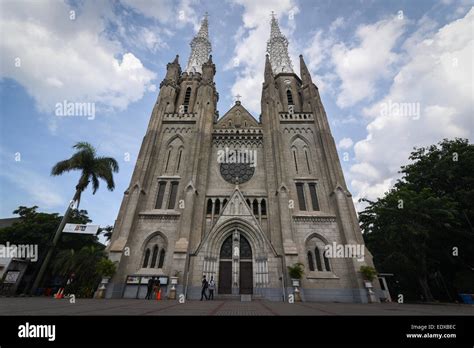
top-left (187, 188), bottom-right (281, 300)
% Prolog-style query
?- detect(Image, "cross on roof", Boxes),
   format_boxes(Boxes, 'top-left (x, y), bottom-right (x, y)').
top-left (234, 94), bottom-right (242, 102)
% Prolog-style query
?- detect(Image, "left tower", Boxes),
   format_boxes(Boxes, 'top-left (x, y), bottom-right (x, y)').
top-left (106, 15), bottom-right (217, 298)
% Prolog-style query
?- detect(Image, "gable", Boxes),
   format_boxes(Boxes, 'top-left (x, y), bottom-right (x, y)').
top-left (216, 102), bottom-right (259, 129)
top-left (220, 188), bottom-right (254, 217)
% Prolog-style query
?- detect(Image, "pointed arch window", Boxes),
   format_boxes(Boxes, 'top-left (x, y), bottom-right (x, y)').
top-left (165, 149), bottom-right (171, 172)
top-left (220, 235), bottom-right (233, 259)
top-left (215, 199), bottom-right (221, 215)
top-left (240, 235), bottom-right (252, 259)
top-left (206, 199), bottom-right (213, 214)
top-left (292, 149), bottom-right (298, 173)
top-left (304, 148), bottom-right (311, 174)
top-left (261, 199), bottom-right (267, 216)
top-left (158, 249), bottom-right (166, 268)
top-left (183, 87), bottom-right (191, 112)
top-left (142, 234), bottom-right (167, 270)
top-left (167, 181), bottom-right (179, 209)
top-left (155, 181), bottom-right (167, 209)
top-left (296, 183), bottom-right (306, 211)
top-left (314, 246), bottom-right (323, 271)
top-left (308, 183), bottom-right (320, 211)
top-left (323, 253), bottom-right (331, 272)
top-left (176, 149), bottom-right (183, 173)
top-left (142, 248), bottom-right (151, 268)
top-left (307, 251), bottom-right (315, 272)
top-left (252, 199), bottom-right (259, 215)
top-left (150, 245), bottom-right (159, 268)
top-left (287, 89), bottom-right (294, 105)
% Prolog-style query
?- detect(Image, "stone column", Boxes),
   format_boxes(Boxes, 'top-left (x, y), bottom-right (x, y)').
top-left (211, 198), bottom-right (216, 225)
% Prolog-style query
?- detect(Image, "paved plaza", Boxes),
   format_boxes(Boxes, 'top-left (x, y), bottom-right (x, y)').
top-left (0, 297), bottom-right (472, 316)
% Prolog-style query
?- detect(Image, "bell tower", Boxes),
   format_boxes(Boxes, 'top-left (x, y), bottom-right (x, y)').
top-left (261, 12), bottom-right (379, 302)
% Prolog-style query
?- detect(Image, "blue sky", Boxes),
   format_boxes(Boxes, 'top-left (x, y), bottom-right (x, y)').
top-left (0, 0), bottom-right (472, 239)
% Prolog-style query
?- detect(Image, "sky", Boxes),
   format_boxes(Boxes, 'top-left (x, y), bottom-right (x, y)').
top-left (0, 0), bottom-right (473, 239)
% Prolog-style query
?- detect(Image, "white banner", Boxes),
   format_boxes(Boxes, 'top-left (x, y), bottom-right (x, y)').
top-left (63, 224), bottom-right (99, 235)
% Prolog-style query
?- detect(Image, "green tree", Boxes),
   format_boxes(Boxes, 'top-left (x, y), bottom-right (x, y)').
top-left (97, 225), bottom-right (114, 242)
top-left (360, 139), bottom-right (474, 302)
top-left (0, 206), bottom-right (107, 294)
top-left (31, 142), bottom-right (119, 294)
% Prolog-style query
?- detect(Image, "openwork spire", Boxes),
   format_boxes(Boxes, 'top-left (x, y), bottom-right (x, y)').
top-left (266, 12), bottom-right (293, 74)
top-left (185, 13), bottom-right (212, 74)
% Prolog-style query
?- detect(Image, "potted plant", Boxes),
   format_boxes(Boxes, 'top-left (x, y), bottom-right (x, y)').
top-left (287, 263), bottom-right (304, 301)
top-left (288, 262), bottom-right (304, 285)
top-left (170, 270), bottom-right (181, 285)
top-left (360, 265), bottom-right (378, 303)
top-left (95, 258), bottom-right (116, 299)
top-left (360, 265), bottom-right (377, 285)
top-left (168, 271), bottom-right (181, 300)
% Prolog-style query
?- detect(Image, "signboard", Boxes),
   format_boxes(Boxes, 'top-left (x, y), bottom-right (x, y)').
top-left (140, 276), bottom-right (153, 284)
top-left (63, 224), bottom-right (99, 235)
top-left (158, 276), bottom-right (168, 285)
top-left (126, 276), bottom-right (140, 284)
top-left (4, 270), bottom-right (20, 284)
top-left (126, 275), bottom-right (168, 285)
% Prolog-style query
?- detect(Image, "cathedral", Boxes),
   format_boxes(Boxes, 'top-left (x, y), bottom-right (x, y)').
top-left (106, 14), bottom-right (380, 303)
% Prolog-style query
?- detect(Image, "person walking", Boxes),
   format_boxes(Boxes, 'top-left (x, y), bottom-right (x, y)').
top-left (200, 275), bottom-right (209, 301)
top-left (145, 277), bottom-right (155, 300)
top-left (208, 276), bottom-right (216, 300)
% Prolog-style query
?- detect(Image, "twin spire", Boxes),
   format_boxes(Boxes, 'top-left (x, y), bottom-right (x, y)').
top-left (266, 12), bottom-right (294, 74)
top-left (185, 13), bottom-right (211, 74)
top-left (185, 12), bottom-right (297, 77)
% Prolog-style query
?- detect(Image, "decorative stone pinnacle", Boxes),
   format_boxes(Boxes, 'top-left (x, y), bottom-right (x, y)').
top-left (186, 13), bottom-right (212, 74)
top-left (266, 13), bottom-right (294, 74)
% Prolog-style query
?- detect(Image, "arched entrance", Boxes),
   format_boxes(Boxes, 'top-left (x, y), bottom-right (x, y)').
top-left (218, 232), bottom-right (253, 295)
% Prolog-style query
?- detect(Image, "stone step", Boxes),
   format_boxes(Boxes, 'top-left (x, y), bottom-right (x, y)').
top-left (216, 294), bottom-right (262, 301)
top-left (215, 295), bottom-right (240, 301)
top-left (240, 294), bottom-right (252, 302)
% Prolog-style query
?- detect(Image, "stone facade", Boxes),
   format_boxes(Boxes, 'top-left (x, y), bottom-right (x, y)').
top-left (106, 15), bottom-right (379, 303)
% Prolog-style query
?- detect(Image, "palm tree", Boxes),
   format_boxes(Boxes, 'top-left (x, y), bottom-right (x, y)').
top-left (97, 225), bottom-right (114, 242)
top-left (31, 142), bottom-right (119, 294)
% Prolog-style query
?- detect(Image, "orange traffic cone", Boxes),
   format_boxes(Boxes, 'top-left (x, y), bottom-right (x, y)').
top-left (55, 288), bottom-right (64, 299)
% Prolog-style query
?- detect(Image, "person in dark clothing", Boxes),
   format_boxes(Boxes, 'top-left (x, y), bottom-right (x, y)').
top-left (146, 277), bottom-right (155, 300)
top-left (200, 275), bottom-right (209, 301)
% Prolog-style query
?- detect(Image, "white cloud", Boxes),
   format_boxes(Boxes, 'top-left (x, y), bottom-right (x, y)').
top-left (338, 137), bottom-right (354, 149)
top-left (329, 16), bottom-right (345, 32)
top-left (228, 0), bottom-right (298, 114)
top-left (303, 30), bottom-right (333, 73)
top-left (350, 8), bottom-right (474, 206)
top-left (120, 0), bottom-right (175, 23)
top-left (0, 1), bottom-right (156, 119)
top-left (331, 15), bottom-right (406, 108)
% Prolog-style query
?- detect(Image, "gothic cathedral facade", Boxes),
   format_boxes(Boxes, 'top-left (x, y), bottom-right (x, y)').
top-left (106, 14), bottom-right (379, 302)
